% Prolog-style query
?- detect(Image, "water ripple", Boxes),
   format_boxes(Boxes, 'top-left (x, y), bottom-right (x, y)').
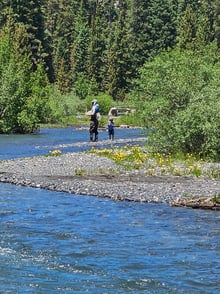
top-left (0, 184), bottom-right (219, 293)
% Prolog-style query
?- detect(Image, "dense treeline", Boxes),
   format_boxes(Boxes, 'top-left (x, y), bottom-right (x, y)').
top-left (0, 0), bottom-right (220, 158)
top-left (0, 0), bottom-right (178, 97)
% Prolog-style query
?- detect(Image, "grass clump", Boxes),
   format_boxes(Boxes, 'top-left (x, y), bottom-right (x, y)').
top-left (89, 145), bottom-right (220, 179)
top-left (75, 168), bottom-right (86, 176)
top-left (89, 145), bottom-right (147, 170)
top-left (44, 149), bottom-right (62, 157)
top-left (212, 194), bottom-right (220, 204)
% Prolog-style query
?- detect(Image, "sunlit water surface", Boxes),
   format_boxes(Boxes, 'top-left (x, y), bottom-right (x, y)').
top-left (0, 128), bottom-right (220, 293)
top-left (0, 127), bottom-right (145, 160)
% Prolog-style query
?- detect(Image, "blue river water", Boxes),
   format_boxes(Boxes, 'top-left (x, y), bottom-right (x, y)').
top-left (0, 128), bottom-right (220, 293)
top-left (0, 127), bottom-right (145, 160)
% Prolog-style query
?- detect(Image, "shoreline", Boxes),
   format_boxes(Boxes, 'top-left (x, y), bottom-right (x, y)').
top-left (1, 151), bottom-right (220, 210)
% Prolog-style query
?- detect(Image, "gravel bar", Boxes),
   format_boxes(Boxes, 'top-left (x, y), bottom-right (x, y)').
top-left (1, 152), bottom-right (220, 205)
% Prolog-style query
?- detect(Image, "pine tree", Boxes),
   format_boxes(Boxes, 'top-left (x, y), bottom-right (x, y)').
top-left (70, 0), bottom-right (90, 96)
top-left (126, 0), bottom-right (150, 73)
top-left (104, 0), bottom-right (130, 100)
top-left (0, 0), bottom-right (218, 105)
top-left (126, 0), bottom-right (177, 79)
top-left (0, 22), bottom-right (49, 133)
top-left (177, 1), bottom-right (216, 51)
top-left (87, 0), bottom-right (111, 95)
top-left (148, 0), bottom-right (177, 54)
top-left (213, 0), bottom-right (220, 47)
top-left (9, 0), bottom-right (47, 69)
top-left (44, 0), bottom-right (76, 92)
top-left (0, 0), bottom-right (12, 28)
top-left (196, 0), bottom-right (215, 48)
top-left (177, 4), bottom-right (197, 50)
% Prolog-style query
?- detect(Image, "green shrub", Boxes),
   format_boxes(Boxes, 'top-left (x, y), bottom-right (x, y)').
top-left (129, 45), bottom-right (220, 159)
top-left (115, 113), bottom-right (142, 127)
top-left (48, 86), bottom-right (81, 123)
top-left (85, 93), bottom-right (114, 115)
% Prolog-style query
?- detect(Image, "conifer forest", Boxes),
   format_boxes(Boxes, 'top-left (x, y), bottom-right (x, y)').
top-left (0, 0), bottom-right (220, 158)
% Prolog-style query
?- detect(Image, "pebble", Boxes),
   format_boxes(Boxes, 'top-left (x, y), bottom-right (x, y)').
top-left (1, 152), bottom-right (220, 206)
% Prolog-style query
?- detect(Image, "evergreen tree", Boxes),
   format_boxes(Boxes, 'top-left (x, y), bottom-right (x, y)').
top-left (196, 0), bottom-right (215, 47)
top-left (147, 0), bottom-right (177, 55)
top-left (44, 0), bottom-right (76, 92)
top-left (178, 1), bottom-right (216, 50)
top-left (104, 0), bottom-right (130, 100)
top-left (9, 0), bottom-right (47, 69)
top-left (126, 0), bottom-right (177, 79)
top-left (0, 0), bottom-right (12, 28)
top-left (87, 0), bottom-right (115, 95)
top-left (126, 0), bottom-right (151, 73)
top-left (70, 0), bottom-right (90, 97)
top-left (0, 22), bottom-right (50, 133)
top-left (177, 4), bottom-right (197, 50)
top-left (0, 0), bottom-right (218, 133)
top-left (213, 0), bottom-right (220, 47)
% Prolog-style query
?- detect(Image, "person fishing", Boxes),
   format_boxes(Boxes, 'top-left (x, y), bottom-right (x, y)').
top-left (89, 99), bottom-right (100, 142)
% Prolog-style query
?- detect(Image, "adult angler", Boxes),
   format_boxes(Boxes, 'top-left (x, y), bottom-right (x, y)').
top-left (90, 99), bottom-right (100, 142)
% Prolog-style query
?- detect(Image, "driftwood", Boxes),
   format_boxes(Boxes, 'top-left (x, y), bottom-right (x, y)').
top-left (171, 196), bottom-right (220, 210)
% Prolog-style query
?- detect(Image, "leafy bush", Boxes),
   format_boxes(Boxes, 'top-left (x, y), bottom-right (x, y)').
top-left (48, 87), bottom-right (81, 123)
top-left (0, 26), bottom-right (52, 133)
top-left (129, 45), bottom-right (220, 159)
top-left (85, 93), bottom-right (114, 115)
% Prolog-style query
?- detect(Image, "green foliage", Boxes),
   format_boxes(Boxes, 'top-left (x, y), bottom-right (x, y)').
top-left (45, 0), bottom-right (76, 87)
top-left (177, 2), bottom-right (215, 51)
top-left (115, 113), bottom-right (141, 127)
top-left (213, 0), bottom-right (220, 47)
top-left (85, 93), bottom-right (114, 115)
top-left (47, 86), bottom-right (81, 123)
top-left (126, 0), bottom-right (177, 80)
top-left (89, 145), bottom-right (147, 170)
top-left (45, 149), bottom-right (62, 157)
top-left (0, 1), bottom-right (219, 134)
top-left (103, 2), bottom-right (130, 100)
top-left (71, 1), bottom-right (90, 91)
top-left (87, 1), bottom-right (107, 95)
top-left (130, 44), bottom-right (220, 159)
top-left (0, 23), bottom-right (50, 133)
top-left (74, 73), bottom-right (89, 99)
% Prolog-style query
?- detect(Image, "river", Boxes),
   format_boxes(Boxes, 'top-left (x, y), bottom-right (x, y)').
top-left (0, 128), bottom-right (220, 293)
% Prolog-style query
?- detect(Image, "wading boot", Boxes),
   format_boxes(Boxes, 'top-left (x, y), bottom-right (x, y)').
top-left (94, 134), bottom-right (98, 142)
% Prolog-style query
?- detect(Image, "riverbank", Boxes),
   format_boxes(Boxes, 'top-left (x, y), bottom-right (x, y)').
top-left (0, 150), bottom-right (220, 210)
